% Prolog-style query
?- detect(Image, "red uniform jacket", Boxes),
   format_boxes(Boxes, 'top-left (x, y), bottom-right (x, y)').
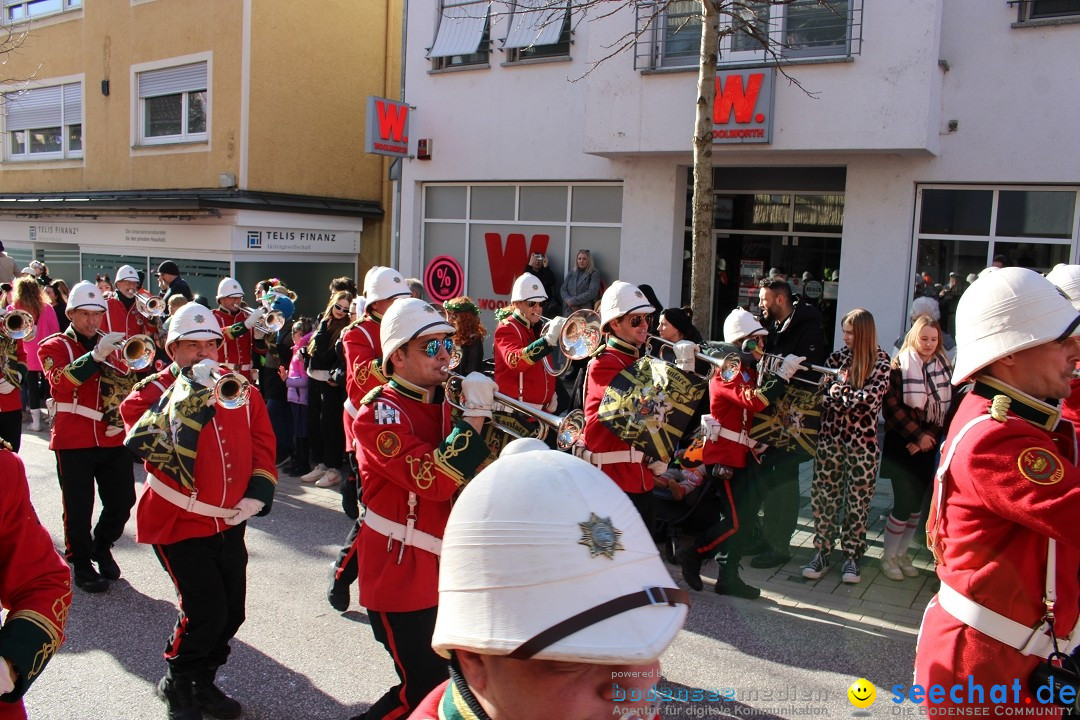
top-left (341, 316), bottom-right (386, 454)
top-left (915, 376), bottom-right (1080, 709)
top-left (583, 338), bottom-right (652, 494)
top-left (0, 448), bottom-right (70, 720)
top-left (213, 307), bottom-right (262, 380)
top-left (120, 367), bottom-right (277, 545)
top-left (352, 377), bottom-right (489, 612)
top-left (493, 312), bottom-right (555, 405)
top-left (702, 367), bottom-right (767, 468)
top-left (105, 294), bottom-right (155, 343)
top-left (38, 329), bottom-right (125, 449)
top-left (0, 339), bottom-right (25, 413)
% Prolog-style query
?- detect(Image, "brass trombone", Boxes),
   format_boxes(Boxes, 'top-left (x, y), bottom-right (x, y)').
top-left (95, 330), bottom-right (156, 373)
top-left (443, 371), bottom-right (586, 451)
top-left (134, 293), bottom-right (165, 319)
top-left (539, 309), bottom-right (604, 377)
top-left (1, 309), bottom-right (35, 340)
top-left (646, 335), bottom-right (742, 381)
top-left (240, 304), bottom-right (286, 334)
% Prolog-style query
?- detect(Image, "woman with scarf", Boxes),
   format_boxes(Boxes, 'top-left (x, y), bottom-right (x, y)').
top-left (879, 315), bottom-right (951, 581)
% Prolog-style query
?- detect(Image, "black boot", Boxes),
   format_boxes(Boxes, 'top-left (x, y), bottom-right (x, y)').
top-left (73, 562), bottom-right (109, 593)
top-left (716, 555), bottom-right (760, 599)
top-left (192, 666), bottom-right (242, 719)
top-left (289, 437), bottom-right (310, 476)
top-left (327, 564), bottom-right (351, 612)
top-left (156, 667), bottom-right (202, 720)
top-left (92, 545), bottom-right (121, 580)
top-left (677, 547), bottom-right (705, 592)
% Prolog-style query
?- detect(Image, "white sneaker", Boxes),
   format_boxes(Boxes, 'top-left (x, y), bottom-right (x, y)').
top-left (841, 557), bottom-right (862, 584)
top-left (301, 463), bottom-right (328, 483)
top-left (315, 468), bottom-right (341, 488)
top-left (897, 554), bottom-right (919, 577)
top-left (880, 555), bottom-right (904, 581)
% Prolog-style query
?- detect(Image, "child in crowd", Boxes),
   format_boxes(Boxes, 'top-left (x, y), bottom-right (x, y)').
top-left (284, 319), bottom-right (313, 476)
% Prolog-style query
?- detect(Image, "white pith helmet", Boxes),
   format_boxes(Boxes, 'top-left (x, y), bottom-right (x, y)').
top-left (364, 266), bottom-right (411, 303)
top-left (1047, 264), bottom-right (1080, 312)
top-left (952, 266), bottom-right (1080, 384)
top-left (380, 298), bottom-right (455, 373)
top-left (432, 438), bottom-right (688, 664)
top-left (166, 302), bottom-right (225, 350)
top-left (511, 272), bottom-right (547, 303)
top-left (723, 308), bottom-right (767, 344)
top-left (216, 277), bottom-right (244, 299)
top-left (115, 265), bottom-right (140, 284)
top-left (598, 281), bottom-right (655, 329)
top-left (66, 281), bottom-right (109, 312)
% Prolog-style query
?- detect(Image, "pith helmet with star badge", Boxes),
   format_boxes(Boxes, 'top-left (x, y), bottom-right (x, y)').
top-left (67, 280), bottom-right (109, 312)
top-left (166, 302), bottom-right (224, 350)
top-left (432, 438), bottom-right (688, 664)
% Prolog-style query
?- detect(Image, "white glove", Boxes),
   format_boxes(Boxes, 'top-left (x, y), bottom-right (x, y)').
top-left (243, 306), bottom-right (267, 330)
top-left (460, 372), bottom-right (497, 418)
top-left (775, 354), bottom-right (807, 381)
top-left (191, 359), bottom-right (219, 389)
top-left (225, 497), bottom-right (265, 526)
top-left (0, 379), bottom-right (15, 395)
top-left (648, 460), bottom-right (669, 476)
top-left (542, 316), bottom-right (567, 347)
top-left (673, 341), bottom-right (698, 373)
top-left (700, 414), bottom-right (722, 443)
top-left (91, 331), bottom-right (127, 363)
top-left (0, 657), bottom-right (12, 695)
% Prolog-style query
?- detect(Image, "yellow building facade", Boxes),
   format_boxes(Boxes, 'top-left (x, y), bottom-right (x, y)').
top-left (0, 0), bottom-right (401, 313)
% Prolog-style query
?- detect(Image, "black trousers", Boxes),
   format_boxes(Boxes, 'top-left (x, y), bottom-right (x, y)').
top-left (627, 490), bottom-right (655, 537)
top-left (0, 408), bottom-right (21, 452)
top-left (366, 607), bottom-right (447, 720)
top-left (751, 450), bottom-right (807, 555)
top-left (153, 524), bottom-right (248, 673)
top-left (332, 519), bottom-right (361, 589)
top-left (881, 430), bottom-right (937, 520)
top-left (55, 446), bottom-right (136, 565)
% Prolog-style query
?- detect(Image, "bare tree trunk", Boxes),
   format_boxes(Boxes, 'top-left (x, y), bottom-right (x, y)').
top-left (690, 0), bottom-right (720, 338)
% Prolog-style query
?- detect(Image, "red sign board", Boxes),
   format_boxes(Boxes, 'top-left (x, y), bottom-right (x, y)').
top-left (365, 96), bottom-right (411, 158)
top-left (712, 68), bottom-right (775, 144)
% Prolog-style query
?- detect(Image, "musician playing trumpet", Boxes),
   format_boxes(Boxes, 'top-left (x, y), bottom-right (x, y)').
top-left (0, 307), bottom-right (27, 450)
top-left (38, 281), bottom-right (137, 593)
top-left (120, 302), bottom-right (276, 720)
top-left (493, 272), bottom-right (566, 413)
top-left (108, 264), bottom-right (159, 348)
top-left (213, 277), bottom-right (268, 383)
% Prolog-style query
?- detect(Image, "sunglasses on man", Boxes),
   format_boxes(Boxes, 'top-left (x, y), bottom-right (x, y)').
top-left (416, 337), bottom-right (455, 358)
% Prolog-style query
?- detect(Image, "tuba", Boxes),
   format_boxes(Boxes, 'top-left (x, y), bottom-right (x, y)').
top-left (539, 309), bottom-right (604, 376)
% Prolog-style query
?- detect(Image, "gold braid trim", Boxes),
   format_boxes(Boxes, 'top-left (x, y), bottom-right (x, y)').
top-left (252, 468), bottom-right (278, 486)
top-left (7, 609), bottom-right (64, 680)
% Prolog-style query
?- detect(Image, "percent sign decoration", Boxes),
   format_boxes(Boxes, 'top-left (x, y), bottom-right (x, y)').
top-left (424, 255), bottom-right (464, 303)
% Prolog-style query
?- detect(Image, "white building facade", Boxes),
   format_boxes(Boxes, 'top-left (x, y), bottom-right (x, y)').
top-left (397, 0), bottom-right (1080, 347)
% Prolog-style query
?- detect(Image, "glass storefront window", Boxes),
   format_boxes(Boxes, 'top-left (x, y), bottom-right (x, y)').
top-left (992, 241), bottom-right (1070, 274)
top-left (996, 191), bottom-right (1075, 239)
top-left (743, 194), bottom-right (791, 231)
top-left (919, 189), bottom-right (992, 236)
top-left (793, 195), bottom-right (845, 234)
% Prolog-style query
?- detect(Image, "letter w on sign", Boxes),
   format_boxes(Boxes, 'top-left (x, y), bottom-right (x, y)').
top-left (713, 73), bottom-right (763, 124)
top-left (485, 233), bottom-right (550, 295)
top-left (376, 99), bottom-right (408, 142)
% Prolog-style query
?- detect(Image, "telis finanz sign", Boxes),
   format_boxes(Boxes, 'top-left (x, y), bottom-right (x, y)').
top-left (365, 96), bottom-right (411, 158)
top-left (712, 68), bottom-right (776, 144)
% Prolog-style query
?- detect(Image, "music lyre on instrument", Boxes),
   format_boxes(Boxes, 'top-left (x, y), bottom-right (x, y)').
top-left (538, 309), bottom-right (604, 377)
top-left (442, 367), bottom-right (585, 451)
top-left (95, 329), bottom-right (155, 374)
top-left (1, 309), bottom-right (35, 340)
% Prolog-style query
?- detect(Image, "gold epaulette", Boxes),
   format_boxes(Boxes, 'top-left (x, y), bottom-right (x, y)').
top-left (990, 395), bottom-right (1011, 423)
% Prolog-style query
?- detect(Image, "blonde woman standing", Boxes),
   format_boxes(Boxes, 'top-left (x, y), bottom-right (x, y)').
top-left (879, 316), bottom-right (951, 580)
top-left (802, 309), bottom-right (891, 583)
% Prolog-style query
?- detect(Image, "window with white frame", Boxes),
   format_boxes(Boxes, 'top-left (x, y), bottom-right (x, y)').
top-left (638, 0), bottom-right (861, 70)
top-left (504, 0), bottom-right (571, 62)
top-left (3, 0), bottom-right (81, 24)
top-left (1012, 0), bottom-right (1080, 21)
top-left (430, 0), bottom-right (491, 69)
top-left (136, 62), bottom-right (208, 145)
top-left (3, 82), bottom-right (82, 161)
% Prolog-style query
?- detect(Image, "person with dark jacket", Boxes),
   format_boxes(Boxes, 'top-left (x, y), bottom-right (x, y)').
top-left (301, 291), bottom-right (352, 488)
top-left (748, 277), bottom-right (827, 569)
top-left (523, 253), bottom-right (560, 319)
top-left (561, 249), bottom-right (601, 314)
top-left (156, 261), bottom-right (193, 316)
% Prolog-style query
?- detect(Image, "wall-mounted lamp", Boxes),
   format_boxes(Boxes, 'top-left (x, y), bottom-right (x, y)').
top-left (101, 79), bottom-right (110, 96)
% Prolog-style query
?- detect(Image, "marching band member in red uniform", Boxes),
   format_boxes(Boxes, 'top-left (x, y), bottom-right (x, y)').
top-left (678, 309), bottom-right (803, 599)
top-left (915, 268), bottom-right (1080, 713)
top-left (0, 310), bottom-right (26, 451)
top-left (1047, 263), bottom-right (1080, 436)
top-left (121, 303), bottom-right (276, 720)
top-left (0, 442), bottom-right (71, 720)
top-left (38, 281), bottom-right (136, 594)
top-left (328, 266), bottom-right (411, 612)
top-left (493, 272), bottom-right (565, 412)
top-left (349, 298), bottom-right (494, 720)
top-left (409, 439), bottom-right (689, 720)
top-left (580, 281), bottom-right (663, 530)
top-left (106, 264), bottom-right (158, 346)
top-left (212, 278), bottom-right (267, 383)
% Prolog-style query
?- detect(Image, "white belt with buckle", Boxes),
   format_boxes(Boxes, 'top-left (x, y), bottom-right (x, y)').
top-left (54, 402), bottom-right (104, 422)
top-left (363, 507), bottom-right (442, 556)
top-left (147, 476), bottom-right (236, 518)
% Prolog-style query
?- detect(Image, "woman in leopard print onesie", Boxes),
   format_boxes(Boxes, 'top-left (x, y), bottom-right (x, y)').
top-left (802, 308), bottom-right (891, 584)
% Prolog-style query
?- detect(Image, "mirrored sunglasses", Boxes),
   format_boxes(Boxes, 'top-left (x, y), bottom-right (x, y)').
top-left (627, 315), bottom-right (647, 328)
top-left (420, 337), bottom-right (455, 358)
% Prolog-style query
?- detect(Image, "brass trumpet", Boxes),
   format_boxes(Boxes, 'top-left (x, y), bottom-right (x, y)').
top-left (96, 330), bottom-right (156, 373)
top-left (134, 293), bottom-right (165, 319)
top-left (209, 368), bottom-right (251, 409)
top-left (1, 309), bottom-right (35, 340)
top-left (443, 371), bottom-right (586, 450)
top-left (240, 305), bottom-right (286, 334)
top-left (758, 353), bottom-right (846, 387)
top-left (539, 309), bottom-right (604, 377)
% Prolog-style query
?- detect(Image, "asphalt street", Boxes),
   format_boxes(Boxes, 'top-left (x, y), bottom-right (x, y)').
top-left (14, 428), bottom-right (918, 720)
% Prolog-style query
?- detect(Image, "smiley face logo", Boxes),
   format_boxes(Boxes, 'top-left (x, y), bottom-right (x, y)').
top-left (848, 678), bottom-right (876, 709)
